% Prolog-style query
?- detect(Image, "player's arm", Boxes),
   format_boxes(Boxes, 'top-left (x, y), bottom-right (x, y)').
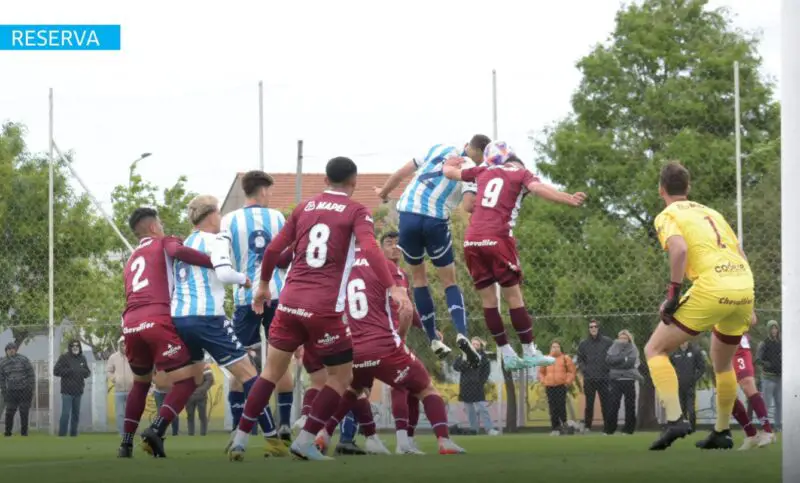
top-left (441, 156), bottom-right (478, 181)
top-left (163, 236), bottom-right (214, 268)
top-left (375, 160), bottom-right (418, 202)
top-left (276, 246), bottom-right (294, 269)
top-left (211, 232), bottom-right (248, 285)
top-left (259, 210), bottom-right (298, 285)
top-left (526, 179), bottom-right (586, 207)
top-left (655, 213), bottom-right (687, 316)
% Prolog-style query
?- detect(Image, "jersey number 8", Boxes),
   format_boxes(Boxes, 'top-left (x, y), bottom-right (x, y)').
top-left (481, 178), bottom-right (504, 208)
top-left (346, 278), bottom-right (368, 320)
top-left (306, 223), bottom-right (331, 268)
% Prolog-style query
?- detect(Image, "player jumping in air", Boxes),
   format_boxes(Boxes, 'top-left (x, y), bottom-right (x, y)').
top-left (644, 161), bottom-right (756, 451)
top-left (169, 195), bottom-right (285, 458)
top-left (119, 208), bottom-right (215, 458)
top-left (374, 135), bottom-right (493, 365)
top-left (442, 143), bottom-right (586, 370)
top-left (228, 156), bottom-right (412, 462)
top-left (221, 170), bottom-right (295, 444)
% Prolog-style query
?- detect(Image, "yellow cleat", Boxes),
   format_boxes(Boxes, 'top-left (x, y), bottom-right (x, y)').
top-left (264, 437), bottom-right (291, 458)
top-left (229, 446), bottom-right (246, 462)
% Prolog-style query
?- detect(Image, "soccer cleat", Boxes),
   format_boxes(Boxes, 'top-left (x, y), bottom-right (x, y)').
top-left (396, 442), bottom-right (425, 455)
top-left (437, 438), bottom-right (466, 455)
top-left (117, 444), bottom-right (134, 458)
top-left (264, 436), bottom-right (291, 457)
top-left (430, 339), bottom-right (452, 359)
top-left (278, 425), bottom-right (292, 442)
top-left (364, 435), bottom-right (391, 455)
top-left (290, 440), bottom-right (335, 461)
top-left (140, 428), bottom-right (167, 458)
top-left (456, 334), bottom-right (481, 368)
top-left (521, 350), bottom-right (556, 368)
top-left (757, 431), bottom-right (776, 447)
top-left (224, 430), bottom-right (236, 454)
top-left (649, 420), bottom-right (691, 451)
top-left (228, 444), bottom-right (246, 462)
top-left (335, 441), bottom-right (368, 455)
top-left (694, 429), bottom-right (734, 450)
top-left (408, 437), bottom-right (423, 453)
top-left (737, 436), bottom-right (760, 451)
top-left (487, 429), bottom-right (500, 436)
top-left (502, 354), bottom-right (525, 371)
top-left (314, 430), bottom-right (332, 455)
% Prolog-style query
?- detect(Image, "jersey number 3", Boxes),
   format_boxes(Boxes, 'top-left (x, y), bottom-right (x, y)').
top-left (130, 256), bottom-right (150, 292)
top-left (481, 178), bottom-right (504, 208)
top-left (306, 223), bottom-right (331, 268)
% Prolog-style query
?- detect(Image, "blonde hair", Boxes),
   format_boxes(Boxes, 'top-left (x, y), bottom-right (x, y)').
top-left (618, 329), bottom-right (634, 345)
top-left (187, 195), bottom-right (219, 225)
top-left (471, 337), bottom-right (486, 350)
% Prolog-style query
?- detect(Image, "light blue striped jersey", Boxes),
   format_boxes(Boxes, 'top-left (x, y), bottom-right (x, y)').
top-left (396, 144), bottom-right (475, 219)
top-left (220, 205), bottom-right (287, 305)
top-left (170, 230), bottom-right (230, 317)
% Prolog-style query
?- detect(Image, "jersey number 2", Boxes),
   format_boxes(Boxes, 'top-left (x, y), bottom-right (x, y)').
top-left (481, 178), bottom-right (504, 208)
top-left (130, 256), bottom-right (150, 292)
top-left (704, 216), bottom-right (727, 248)
top-left (347, 278), bottom-right (368, 320)
top-left (306, 223), bottom-right (331, 268)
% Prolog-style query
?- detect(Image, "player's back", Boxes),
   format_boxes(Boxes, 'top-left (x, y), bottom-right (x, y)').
top-left (467, 164), bottom-right (536, 238)
top-left (280, 191), bottom-right (367, 315)
top-left (171, 231), bottom-right (226, 318)
top-left (346, 251), bottom-right (402, 354)
top-left (222, 205), bottom-right (286, 306)
top-left (123, 237), bottom-right (174, 324)
top-left (397, 144), bottom-right (473, 219)
top-left (655, 200), bottom-right (753, 291)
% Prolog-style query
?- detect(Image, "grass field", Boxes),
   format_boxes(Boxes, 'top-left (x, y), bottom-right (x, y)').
top-left (0, 431), bottom-right (781, 483)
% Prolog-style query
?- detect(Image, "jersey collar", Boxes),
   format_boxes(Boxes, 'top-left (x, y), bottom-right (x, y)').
top-left (323, 190), bottom-right (348, 196)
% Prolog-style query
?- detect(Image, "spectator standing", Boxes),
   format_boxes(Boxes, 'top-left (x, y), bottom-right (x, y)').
top-left (453, 338), bottom-right (498, 435)
top-left (54, 340), bottom-right (91, 437)
top-left (669, 341), bottom-right (705, 432)
top-left (152, 371), bottom-right (180, 436)
top-left (186, 364), bottom-right (214, 436)
top-left (576, 319), bottom-right (613, 433)
top-left (538, 340), bottom-right (576, 436)
top-left (0, 343), bottom-right (35, 436)
top-left (756, 320), bottom-right (782, 430)
top-left (606, 330), bottom-right (641, 435)
top-left (106, 336), bottom-right (133, 435)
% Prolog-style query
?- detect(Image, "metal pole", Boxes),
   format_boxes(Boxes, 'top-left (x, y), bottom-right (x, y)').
top-left (734, 61), bottom-right (744, 245)
top-left (258, 81), bottom-right (264, 171)
top-left (781, 0), bottom-right (800, 480)
top-left (47, 88), bottom-right (56, 435)
top-left (492, 69), bottom-right (498, 139)
top-left (295, 140), bottom-right (304, 204)
top-left (491, 69), bottom-right (505, 429)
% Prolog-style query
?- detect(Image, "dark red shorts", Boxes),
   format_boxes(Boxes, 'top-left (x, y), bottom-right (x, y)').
top-left (463, 236), bottom-right (522, 290)
top-left (268, 304), bottom-right (352, 359)
top-left (734, 349), bottom-right (755, 381)
top-left (351, 344), bottom-right (431, 395)
top-left (123, 315), bottom-right (191, 374)
top-left (302, 344), bottom-right (325, 374)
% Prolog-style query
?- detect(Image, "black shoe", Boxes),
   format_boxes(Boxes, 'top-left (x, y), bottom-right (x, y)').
top-left (695, 429), bottom-right (734, 450)
top-left (457, 336), bottom-right (481, 368)
top-left (278, 425), bottom-right (292, 442)
top-left (334, 441), bottom-right (367, 455)
top-left (649, 420), bottom-right (691, 451)
top-left (141, 428), bottom-right (167, 458)
top-left (118, 444), bottom-right (134, 458)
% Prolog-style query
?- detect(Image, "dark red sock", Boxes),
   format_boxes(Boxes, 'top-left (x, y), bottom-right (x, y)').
top-left (353, 397), bottom-right (376, 437)
top-left (238, 378), bottom-right (275, 434)
top-left (303, 386), bottom-right (342, 436)
top-left (732, 399), bottom-right (757, 437)
top-left (301, 388), bottom-right (319, 417)
top-left (422, 394), bottom-right (449, 439)
top-left (408, 394), bottom-right (420, 436)
top-left (152, 378), bottom-right (196, 435)
top-left (325, 391), bottom-right (357, 435)
top-left (391, 389), bottom-right (409, 431)
top-left (748, 393), bottom-right (773, 433)
top-left (123, 381), bottom-right (150, 435)
top-left (508, 307), bottom-right (534, 344)
top-left (483, 308), bottom-right (508, 347)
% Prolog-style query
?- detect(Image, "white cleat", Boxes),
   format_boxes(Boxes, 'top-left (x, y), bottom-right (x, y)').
top-left (396, 443), bottom-right (425, 455)
top-left (487, 429), bottom-right (500, 436)
top-left (224, 430), bottom-right (236, 454)
top-left (757, 431), bottom-right (776, 447)
top-left (364, 435), bottom-right (391, 455)
top-left (293, 415), bottom-right (308, 433)
top-left (430, 339), bottom-right (452, 359)
top-left (437, 437), bottom-right (466, 455)
top-left (408, 437), bottom-right (423, 453)
top-left (738, 435), bottom-right (759, 451)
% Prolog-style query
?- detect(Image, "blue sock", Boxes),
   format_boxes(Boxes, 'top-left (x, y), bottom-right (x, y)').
top-left (277, 392), bottom-right (293, 427)
top-left (228, 391), bottom-right (244, 429)
top-left (340, 412), bottom-right (357, 443)
top-left (243, 377), bottom-right (276, 436)
top-left (445, 285), bottom-right (468, 336)
top-left (413, 286), bottom-right (438, 341)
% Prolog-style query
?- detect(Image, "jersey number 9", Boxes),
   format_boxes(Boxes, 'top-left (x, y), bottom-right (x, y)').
top-left (482, 178), bottom-right (504, 208)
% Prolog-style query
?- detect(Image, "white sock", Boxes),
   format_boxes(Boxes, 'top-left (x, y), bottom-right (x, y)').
top-left (396, 430), bottom-right (410, 448)
top-left (233, 429), bottom-right (250, 447)
top-left (295, 429), bottom-right (315, 446)
top-left (500, 345), bottom-right (517, 358)
top-left (522, 343), bottom-right (536, 357)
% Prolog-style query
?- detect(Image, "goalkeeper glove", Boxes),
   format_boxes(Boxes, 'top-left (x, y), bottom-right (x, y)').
top-left (660, 282), bottom-right (682, 317)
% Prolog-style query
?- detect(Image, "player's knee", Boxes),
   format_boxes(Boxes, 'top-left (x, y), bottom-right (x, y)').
top-left (500, 285), bottom-right (524, 308)
top-left (740, 377), bottom-right (757, 396)
top-left (436, 264), bottom-right (457, 287)
top-left (277, 370), bottom-right (294, 392)
top-left (410, 264), bottom-right (428, 287)
top-left (644, 339), bottom-right (662, 360)
top-left (415, 384), bottom-right (438, 400)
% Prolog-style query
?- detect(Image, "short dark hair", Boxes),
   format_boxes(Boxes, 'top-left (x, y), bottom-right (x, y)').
top-left (659, 161), bottom-right (690, 196)
top-left (326, 157), bottom-right (358, 184)
top-left (380, 231), bottom-right (399, 244)
top-left (469, 134), bottom-right (492, 152)
top-left (128, 207), bottom-right (158, 236)
top-left (241, 170), bottom-right (274, 197)
top-left (504, 154), bottom-right (525, 167)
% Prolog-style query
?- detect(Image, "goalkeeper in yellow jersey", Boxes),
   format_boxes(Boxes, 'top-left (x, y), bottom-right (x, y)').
top-left (644, 161), bottom-right (756, 451)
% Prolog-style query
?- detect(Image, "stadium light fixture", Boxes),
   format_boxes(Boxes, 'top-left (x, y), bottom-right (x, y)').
top-left (129, 152), bottom-right (153, 188)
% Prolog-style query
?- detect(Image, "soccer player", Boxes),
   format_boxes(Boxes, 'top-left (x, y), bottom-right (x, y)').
top-left (644, 161), bottom-right (756, 451)
top-left (171, 195), bottom-right (286, 457)
top-left (442, 144), bottom-right (585, 370)
top-left (221, 170), bottom-right (295, 440)
top-left (120, 207), bottom-right (214, 458)
top-left (315, 245), bottom-right (465, 455)
top-left (228, 156), bottom-right (412, 461)
top-left (374, 135), bottom-right (493, 365)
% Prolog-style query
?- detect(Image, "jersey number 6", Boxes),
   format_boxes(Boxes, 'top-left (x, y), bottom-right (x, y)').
top-left (346, 278), bottom-right (368, 320)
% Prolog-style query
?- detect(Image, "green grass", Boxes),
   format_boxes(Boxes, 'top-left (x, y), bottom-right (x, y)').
top-left (0, 431), bottom-right (781, 483)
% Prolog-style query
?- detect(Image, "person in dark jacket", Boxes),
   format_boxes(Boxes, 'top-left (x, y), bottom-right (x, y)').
top-left (186, 364), bottom-right (214, 436)
top-left (669, 341), bottom-right (705, 432)
top-left (606, 330), bottom-right (642, 435)
top-left (0, 343), bottom-right (35, 436)
top-left (53, 340), bottom-right (91, 437)
top-left (576, 319), bottom-right (613, 433)
top-left (453, 338), bottom-right (497, 435)
top-left (756, 320), bottom-right (781, 430)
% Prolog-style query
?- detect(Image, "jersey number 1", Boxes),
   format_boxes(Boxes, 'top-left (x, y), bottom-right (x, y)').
top-left (704, 216), bottom-right (727, 248)
top-left (481, 178), bottom-right (504, 208)
top-left (130, 256), bottom-right (150, 292)
top-left (306, 223), bottom-right (331, 268)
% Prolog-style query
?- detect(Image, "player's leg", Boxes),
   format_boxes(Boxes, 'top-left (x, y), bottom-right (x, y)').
top-left (229, 305), bottom-right (263, 431)
top-left (407, 392), bottom-right (421, 450)
top-left (262, 301), bottom-right (295, 434)
top-left (694, 330), bottom-right (739, 450)
top-left (730, 397), bottom-right (759, 450)
top-left (352, 392), bottom-right (388, 454)
top-left (475, 284), bottom-right (522, 370)
top-left (740, 374), bottom-right (775, 444)
top-left (391, 387), bottom-right (415, 453)
top-left (500, 283), bottom-right (554, 368)
top-left (317, 387), bottom-right (359, 453)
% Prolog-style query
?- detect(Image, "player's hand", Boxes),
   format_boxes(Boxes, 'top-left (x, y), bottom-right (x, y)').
top-left (389, 285), bottom-right (413, 321)
top-left (659, 282), bottom-right (682, 318)
top-left (445, 156), bottom-right (465, 168)
top-left (373, 186), bottom-right (389, 203)
top-left (252, 286), bottom-right (270, 314)
top-left (243, 277), bottom-right (252, 289)
top-left (750, 311), bottom-right (758, 327)
top-left (568, 192), bottom-right (587, 207)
